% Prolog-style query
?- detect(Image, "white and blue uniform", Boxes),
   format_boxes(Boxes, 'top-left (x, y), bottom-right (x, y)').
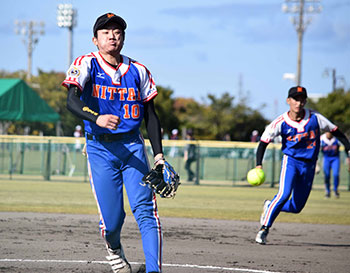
top-left (260, 109), bottom-right (337, 227)
top-left (63, 51), bottom-right (162, 272)
top-left (320, 133), bottom-right (340, 194)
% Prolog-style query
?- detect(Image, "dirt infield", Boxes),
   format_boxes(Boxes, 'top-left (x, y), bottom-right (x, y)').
top-left (0, 212), bottom-right (349, 273)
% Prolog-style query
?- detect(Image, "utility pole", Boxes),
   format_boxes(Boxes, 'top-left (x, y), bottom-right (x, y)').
top-left (282, 0), bottom-right (322, 85)
top-left (14, 20), bottom-right (45, 81)
top-left (57, 3), bottom-right (77, 67)
top-left (238, 73), bottom-right (243, 102)
top-left (323, 68), bottom-right (346, 92)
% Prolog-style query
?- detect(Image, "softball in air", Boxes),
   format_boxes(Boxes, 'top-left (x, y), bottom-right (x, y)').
top-left (247, 168), bottom-right (265, 186)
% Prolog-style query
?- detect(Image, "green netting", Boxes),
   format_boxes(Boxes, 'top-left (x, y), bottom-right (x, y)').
top-left (1, 137), bottom-right (349, 189)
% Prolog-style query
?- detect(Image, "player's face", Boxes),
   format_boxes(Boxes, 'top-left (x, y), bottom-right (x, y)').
top-left (326, 132), bottom-right (333, 139)
top-left (93, 22), bottom-right (124, 56)
top-left (287, 95), bottom-right (307, 115)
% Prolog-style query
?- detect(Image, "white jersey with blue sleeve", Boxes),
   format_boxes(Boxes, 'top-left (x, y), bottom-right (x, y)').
top-left (260, 109), bottom-right (337, 161)
top-left (321, 134), bottom-right (340, 157)
top-left (62, 51), bottom-right (157, 135)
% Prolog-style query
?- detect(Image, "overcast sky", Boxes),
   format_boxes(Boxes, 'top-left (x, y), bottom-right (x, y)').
top-left (1, 0), bottom-right (349, 120)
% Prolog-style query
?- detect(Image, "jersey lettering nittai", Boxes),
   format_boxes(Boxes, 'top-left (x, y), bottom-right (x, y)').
top-left (260, 109), bottom-right (337, 227)
top-left (63, 51), bottom-right (157, 134)
top-left (62, 51), bottom-right (162, 272)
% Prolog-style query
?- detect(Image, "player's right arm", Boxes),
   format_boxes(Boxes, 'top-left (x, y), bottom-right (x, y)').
top-left (256, 115), bottom-right (283, 168)
top-left (66, 84), bottom-right (120, 130)
top-left (256, 141), bottom-right (269, 168)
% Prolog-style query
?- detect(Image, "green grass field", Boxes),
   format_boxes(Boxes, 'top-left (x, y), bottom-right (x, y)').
top-left (1, 178), bottom-right (349, 225)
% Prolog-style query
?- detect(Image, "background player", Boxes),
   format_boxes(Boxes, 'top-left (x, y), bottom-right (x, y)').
top-left (320, 132), bottom-right (350, 198)
top-left (63, 12), bottom-right (170, 273)
top-left (183, 129), bottom-right (196, 182)
top-left (254, 86), bottom-right (350, 245)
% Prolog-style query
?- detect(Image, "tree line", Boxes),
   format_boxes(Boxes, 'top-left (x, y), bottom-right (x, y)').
top-left (1, 70), bottom-right (349, 140)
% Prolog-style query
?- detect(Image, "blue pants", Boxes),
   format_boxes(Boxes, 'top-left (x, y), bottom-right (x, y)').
top-left (86, 132), bottom-right (162, 273)
top-left (261, 155), bottom-right (316, 228)
top-left (323, 156), bottom-right (340, 193)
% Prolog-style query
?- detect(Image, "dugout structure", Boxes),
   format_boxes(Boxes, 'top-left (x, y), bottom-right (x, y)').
top-left (0, 135), bottom-right (349, 190)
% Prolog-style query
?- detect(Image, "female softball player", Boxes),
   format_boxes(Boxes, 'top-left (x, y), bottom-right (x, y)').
top-left (62, 12), bottom-right (172, 273)
top-left (320, 132), bottom-right (350, 198)
top-left (254, 86), bottom-right (350, 245)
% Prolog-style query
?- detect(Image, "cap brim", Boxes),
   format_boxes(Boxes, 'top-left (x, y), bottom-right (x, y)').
top-left (289, 93), bottom-right (307, 99)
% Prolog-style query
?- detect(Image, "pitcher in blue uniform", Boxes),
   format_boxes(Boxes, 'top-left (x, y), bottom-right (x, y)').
top-left (254, 86), bottom-right (350, 245)
top-left (63, 13), bottom-right (167, 273)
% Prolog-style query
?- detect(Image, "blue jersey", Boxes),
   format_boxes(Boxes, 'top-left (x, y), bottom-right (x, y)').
top-left (62, 51), bottom-right (162, 272)
top-left (62, 51), bottom-right (157, 134)
top-left (321, 133), bottom-right (339, 157)
top-left (261, 109), bottom-right (337, 161)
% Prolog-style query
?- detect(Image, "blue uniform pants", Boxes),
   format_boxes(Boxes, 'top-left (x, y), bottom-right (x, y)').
top-left (261, 155), bottom-right (316, 228)
top-left (323, 156), bottom-right (340, 193)
top-left (86, 132), bottom-right (162, 273)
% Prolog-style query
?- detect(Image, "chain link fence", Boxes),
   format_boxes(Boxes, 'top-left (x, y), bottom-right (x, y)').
top-left (1, 135), bottom-right (349, 189)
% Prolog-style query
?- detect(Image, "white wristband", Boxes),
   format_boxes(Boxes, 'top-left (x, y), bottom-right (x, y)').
top-left (154, 157), bottom-right (165, 165)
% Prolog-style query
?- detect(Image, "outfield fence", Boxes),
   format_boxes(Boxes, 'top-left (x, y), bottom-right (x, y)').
top-left (1, 135), bottom-right (349, 189)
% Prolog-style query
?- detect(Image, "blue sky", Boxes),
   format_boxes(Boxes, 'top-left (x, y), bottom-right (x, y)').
top-left (1, 0), bottom-right (349, 120)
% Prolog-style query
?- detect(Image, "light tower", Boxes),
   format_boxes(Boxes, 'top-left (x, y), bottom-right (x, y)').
top-left (14, 20), bottom-right (45, 81)
top-left (57, 3), bottom-right (77, 67)
top-left (282, 0), bottom-right (322, 85)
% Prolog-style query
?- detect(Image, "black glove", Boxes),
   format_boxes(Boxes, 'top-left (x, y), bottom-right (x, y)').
top-left (142, 161), bottom-right (180, 198)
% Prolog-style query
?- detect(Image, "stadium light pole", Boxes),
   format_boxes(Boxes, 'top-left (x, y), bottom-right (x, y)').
top-left (282, 0), bottom-right (322, 85)
top-left (14, 20), bottom-right (45, 81)
top-left (57, 4), bottom-right (77, 67)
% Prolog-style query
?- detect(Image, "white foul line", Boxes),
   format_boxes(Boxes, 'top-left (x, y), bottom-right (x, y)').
top-left (0, 258), bottom-right (282, 273)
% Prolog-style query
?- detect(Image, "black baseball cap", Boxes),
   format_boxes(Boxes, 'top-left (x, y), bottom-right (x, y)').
top-left (93, 13), bottom-right (127, 37)
top-left (288, 86), bottom-right (307, 99)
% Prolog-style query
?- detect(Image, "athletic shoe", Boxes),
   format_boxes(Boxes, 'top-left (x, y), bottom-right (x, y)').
top-left (255, 227), bottom-right (269, 245)
top-left (334, 191), bottom-right (340, 198)
top-left (136, 264), bottom-right (146, 273)
top-left (106, 245), bottom-right (131, 273)
top-left (325, 192), bottom-right (330, 199)
top-left (136, 264), bottom-right (158, 273)
top-left (260, 200), bottom-right (271, 225)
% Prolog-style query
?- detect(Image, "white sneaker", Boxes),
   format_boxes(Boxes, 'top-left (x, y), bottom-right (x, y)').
top-left (106, 245), bottom-right (132, 273)
top-left (260, 200), bottom-right (271, 225)
top-left (255, 228), bottom-right (268, 245)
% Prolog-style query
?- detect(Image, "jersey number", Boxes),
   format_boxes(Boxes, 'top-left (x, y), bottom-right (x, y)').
top-left (307, 140), bottom-right (316, 149)
top-left (123, 104), bottom-right (140, 119)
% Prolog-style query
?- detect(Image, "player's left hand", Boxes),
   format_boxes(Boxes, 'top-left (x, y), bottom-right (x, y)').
top-left (82, 143), bottom-right (87, 157)
top-left (315, 162), bottom-right (321, 174)
top-left (142, 161), bottom-right (180, 198)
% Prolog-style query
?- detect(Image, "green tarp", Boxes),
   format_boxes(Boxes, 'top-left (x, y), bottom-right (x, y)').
top-left (0, 78), bottom-right (59, 122)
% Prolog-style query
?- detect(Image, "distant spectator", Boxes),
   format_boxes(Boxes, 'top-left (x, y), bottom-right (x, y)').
top-left (74, 125), bottom-right (83, 151)
top-left (161, 128), bottom-right (169, 140)
top-left (250, 130), bottom-right (260, 142)
top-left (169, 129), bottom-right (179, 157)
top-left (171, 129), bottom-right (179, 140)
top-left (223, 133), bottom-right (231, 141)
top-left (184, 130), bottom-right (196, 182)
